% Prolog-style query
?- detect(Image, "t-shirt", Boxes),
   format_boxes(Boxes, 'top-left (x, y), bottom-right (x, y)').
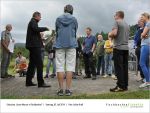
top-left (96, 40), bottom-right (105, 56)
top-left (104, 40), bottom-right (113, 53)
top-left (83, 35), bottom-right (97, 54)
top-left (112, 20), bottom-right (129, 50)
top-left (141, 22), bottom-right (150, 46)
top-left (1, 30), bottom-right (12, 47)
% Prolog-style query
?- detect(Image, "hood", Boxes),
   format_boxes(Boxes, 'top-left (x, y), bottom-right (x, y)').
top-left (58, 13), bottom-right (74, 26)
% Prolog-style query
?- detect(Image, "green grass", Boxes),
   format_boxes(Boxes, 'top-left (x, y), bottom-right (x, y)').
top-left (1, 90), bottom-right (149, 99)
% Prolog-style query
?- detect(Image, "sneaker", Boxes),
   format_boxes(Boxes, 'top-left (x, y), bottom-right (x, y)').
top-left (65, 90), bottom-right (72, 96)
top-left (92, 76), bottom-right (96, 80)
top-left (142, 79), bottom-right (146, 83)
top-left (139, 83), bottom-right (150, 88)
top-left (110, 86), bottom-right (128, 92)
top-left (44, 74), bottom-right (49, 78)
top-left (113, 76), bottom-right (117, 80)
top-left (102, 75), bottom-right (108, 78)
top-left (50, 74), bottom-right (56, 78)
top-left (111, 75), bottom-right (116, 78)
top-left (57, 89), bottom-right (64, 96)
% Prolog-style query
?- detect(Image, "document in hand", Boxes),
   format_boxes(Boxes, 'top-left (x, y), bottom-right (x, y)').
top-left (8, 40), bottom-right (15, 53)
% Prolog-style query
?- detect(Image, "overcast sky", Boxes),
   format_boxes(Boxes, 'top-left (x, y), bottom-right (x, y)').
top-left (1, 0), bottom-right (150, 43)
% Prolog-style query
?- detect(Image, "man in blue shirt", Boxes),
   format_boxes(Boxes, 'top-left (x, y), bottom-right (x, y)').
top-left (134, 20), bottom-right (145, 81)
top-left (83, 27), bottom-right (97, 80)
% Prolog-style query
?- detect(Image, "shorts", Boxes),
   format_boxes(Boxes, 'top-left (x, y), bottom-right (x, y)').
top-left (55, 48), bottom-right (76, 72)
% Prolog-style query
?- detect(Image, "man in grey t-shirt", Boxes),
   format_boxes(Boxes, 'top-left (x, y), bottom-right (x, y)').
top-left (109, 11), bottom-right (129, 92)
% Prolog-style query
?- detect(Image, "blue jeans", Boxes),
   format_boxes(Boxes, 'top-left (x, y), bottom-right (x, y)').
top-left (97, 55), bottom-right (105, 75)
top-left (105, 53), bottom-right (113, 75)
top-left (140, 45), bottom-right (150, 82)
top-left (46, 58), bottom-right (56, 75)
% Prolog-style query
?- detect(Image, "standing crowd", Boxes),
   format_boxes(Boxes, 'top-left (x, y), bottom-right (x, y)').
top-left (1, 4), bottom-right (150, 96)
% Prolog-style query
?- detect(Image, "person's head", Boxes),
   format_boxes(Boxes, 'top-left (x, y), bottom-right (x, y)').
top-left (108, 36), bottom-right (112, 41)
top-left (6, 24), bottom-right (12, 32)
top-left (86, 27), bottom-right (92, 36)
top-left (32, 11), bottom-right (41, 22)
top-left (114, 11), bottom-right (124, 20)
top-left (97, 34), bottom-right (103, 41)
top-left (17, 52), bottom-right (22, 58)
top-left (64, 4), bottom-right (73, 15)
top-left (138, 19), bottom-right (145, 28)
top-left (140, 12), bottom-right (150, 23)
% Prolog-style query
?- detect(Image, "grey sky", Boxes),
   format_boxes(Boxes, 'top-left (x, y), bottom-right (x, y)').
top-left (1, 0), bottom-right (150, 43)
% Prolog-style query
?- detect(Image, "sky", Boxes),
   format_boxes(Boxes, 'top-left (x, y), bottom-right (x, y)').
top-left (1, 0), bottom-right (150, 43)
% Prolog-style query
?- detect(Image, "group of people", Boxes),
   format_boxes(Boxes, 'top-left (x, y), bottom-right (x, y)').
top-left (1, 4), bottom-right (150, 96)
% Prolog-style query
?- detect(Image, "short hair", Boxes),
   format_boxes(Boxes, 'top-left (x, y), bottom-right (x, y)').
top-left (17, 52), bottom-right (22, 55)
top-left (141, 12), bottom-right (150, 19)
top-left (64, 4), bottom-right (73, 15)
top-left (6, 24), bottom-right (12, 30)
top-left (86, 27), bottom-right (92, 31)
top-left (116, 11), bottom-right (124, 19)
top-left (32, 11), bottom-right (41, 18)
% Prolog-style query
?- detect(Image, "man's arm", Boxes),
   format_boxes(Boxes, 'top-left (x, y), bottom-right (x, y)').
top-left (31, 20), bottom-right (48, 32)
top-left (109, 21), bottom-right (118, 38)
top-left (141, 27), bottom-right (149, 38)
top-left (91, 43), bottom-right (96, 53)
top-left (1, 32), bottom-right (10, 52)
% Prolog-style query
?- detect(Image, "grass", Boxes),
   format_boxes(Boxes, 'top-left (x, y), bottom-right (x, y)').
top-left (1, 90), bottom-right (149, 99)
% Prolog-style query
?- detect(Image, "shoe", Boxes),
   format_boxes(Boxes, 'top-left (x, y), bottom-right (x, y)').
top-left (44, 74), bottom-right (49, 78)
top-left (110, 86), bottom-right (128, 92)
top-left (72, 76), bottom-right (77, 79)
top-left (26, 83), bottom-right (37, 87)
top-left (92, 76), bottom-right (96, 80)
top-left (102, 75), bottom-right (108, 78)
top-left (84, 76), bottom-right (91, 79)
top-left (108, 74), bottom-right (112, 76)
top-left (65, 90), bottom-right (72, 96)
top-left (57, 89), bottom-right (64, 96)
top-left (113, 76), bottom-right (117, 80)
top-left (139, 83), bottom-right (150, 88)
top-left (111, 75), bottom-right (116, 78)
top-left (142, 79), bottom-right (146, 83)
top-left (38, 83), bottom-right (51, 88)
top-left (50, 74), bottom-right (56, 78)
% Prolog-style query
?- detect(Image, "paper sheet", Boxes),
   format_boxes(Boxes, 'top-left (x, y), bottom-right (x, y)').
top-left (8, 40), bottom-right (15, 53)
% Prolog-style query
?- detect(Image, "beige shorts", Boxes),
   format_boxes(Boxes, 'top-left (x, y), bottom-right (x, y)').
top-left (55, 48), bottom-right (76, 72)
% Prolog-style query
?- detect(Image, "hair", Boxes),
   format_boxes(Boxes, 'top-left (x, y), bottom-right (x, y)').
top-left (86, 27), bottom-right (92, 31)
top-left (6, 24), bottom-right (12, 30)
top-left (116, 11), bottom-right (124, 19)
top-left (141, 12), bottom-right (150, 20)
top-left (32, 11), bottom-right (41, 18)
top-left (17, 52), bottom-right (22, 55)
top-left (64, 4), bottom-right (73, 15)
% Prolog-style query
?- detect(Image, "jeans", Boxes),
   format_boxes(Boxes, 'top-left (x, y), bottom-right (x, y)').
top-left (135, 46), bottom-right (144, 78)
top-left (105, 53), bottom-right (113, 75)
top-left (140, 45), bottom-right (150, 82)
top-left (83, 52), bottom-right (96, 77)
top-left (26, 47), bottom-right (44, 85)
top-left (96, 55), bottom-right (105, 75)
top-left (1, 47), bottom-right (11, 77)
top-left (46, 58), bottom-right (56, 75)
top-left (113, 49), bottom-right (128, 89)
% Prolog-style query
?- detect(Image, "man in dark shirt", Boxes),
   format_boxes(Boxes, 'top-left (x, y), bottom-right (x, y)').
top-left (83, 27), bottom-right (97, 80)
top-left (26, 11), bottom-right (50, 88)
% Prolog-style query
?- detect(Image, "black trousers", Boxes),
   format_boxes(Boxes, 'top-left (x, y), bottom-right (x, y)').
top-left (83, 52), bottom-right (96, 77)
top-left (135, 46), bottom-right (144, 78)
top-left (26, 47), bottom-right (44, 85)
top-left (113, 49), bottom-right (128, 89)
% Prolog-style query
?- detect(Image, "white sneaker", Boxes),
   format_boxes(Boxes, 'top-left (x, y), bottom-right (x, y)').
top-left (103, 75), bottom-right (108, 78)
top-left (139, 83), bottom-right (150, 88)
top-left (111, 75), bottom-right (116, 78)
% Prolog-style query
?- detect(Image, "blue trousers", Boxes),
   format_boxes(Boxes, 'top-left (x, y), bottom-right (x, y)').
top-left (140, 45), bottom-right (150, 82)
